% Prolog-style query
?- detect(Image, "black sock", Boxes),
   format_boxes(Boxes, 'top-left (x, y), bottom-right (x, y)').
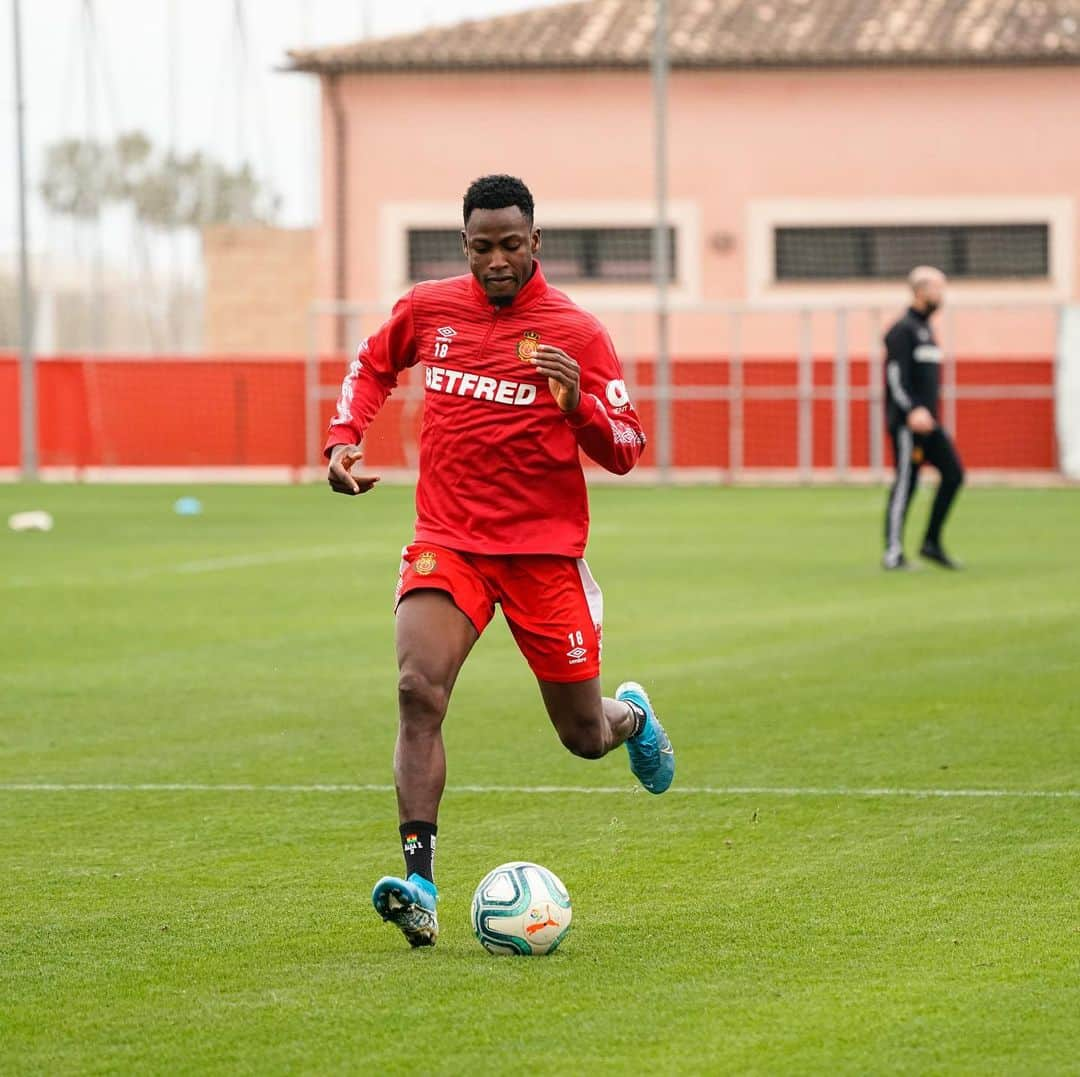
top-left (399, 820), bottom-right (437, 883)
top-left (625, 700), bottom-right (647, 738)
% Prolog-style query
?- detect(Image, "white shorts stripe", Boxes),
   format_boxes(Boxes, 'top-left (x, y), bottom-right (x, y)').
top-left (575, 558), bottom-right (604, 658)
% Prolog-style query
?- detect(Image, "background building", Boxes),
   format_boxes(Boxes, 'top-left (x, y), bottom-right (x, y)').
top-left (203, 226), bottom-right (316, 356)
top-left (284, 0), bottom-right (1080, 478)
top-left (288, 1), bottom-right (1080, 321)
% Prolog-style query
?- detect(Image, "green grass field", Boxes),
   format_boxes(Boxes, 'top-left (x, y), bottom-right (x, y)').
top-left (2, 482), bottom-right (1078, 1075)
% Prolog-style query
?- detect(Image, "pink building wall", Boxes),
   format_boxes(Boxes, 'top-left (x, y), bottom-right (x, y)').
top-left (316, 65), bottom-right (1080, 359)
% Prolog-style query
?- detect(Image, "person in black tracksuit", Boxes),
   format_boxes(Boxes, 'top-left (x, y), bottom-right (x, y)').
top-left (883, 266), bottom-right (965, 570)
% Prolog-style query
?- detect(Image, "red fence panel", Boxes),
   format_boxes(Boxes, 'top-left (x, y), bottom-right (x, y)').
top-left (0, 352), bottom-right (1058, 475)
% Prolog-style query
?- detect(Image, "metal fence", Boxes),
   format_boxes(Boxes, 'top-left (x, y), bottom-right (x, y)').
top-left (306, 299), bottom-right (1062, 484)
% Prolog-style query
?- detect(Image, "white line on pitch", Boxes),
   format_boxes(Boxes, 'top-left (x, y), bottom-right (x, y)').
top-left (173, 545), bottom-right (377, 574)
top-left (0, 783), bottom-right (1077, 799)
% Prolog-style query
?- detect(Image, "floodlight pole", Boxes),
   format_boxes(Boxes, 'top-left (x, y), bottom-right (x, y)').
top-left (12, 0), bottom-right (37, 479)
top-left (652, 0), bottom-right (671, 480)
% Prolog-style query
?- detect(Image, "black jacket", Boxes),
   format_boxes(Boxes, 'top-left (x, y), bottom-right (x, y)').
top-left (884, 307), bottom-right (942, 429)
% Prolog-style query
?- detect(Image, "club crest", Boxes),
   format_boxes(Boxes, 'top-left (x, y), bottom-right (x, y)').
top-left (516, 330), bottom-right (541, 363)
top-left (414, 551), bottom-right (438, 576)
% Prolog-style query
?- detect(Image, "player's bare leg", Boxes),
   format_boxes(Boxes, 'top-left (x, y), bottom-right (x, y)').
top-left (538, 677), bottom-right (635, 759)
top-left (394, 589), bottom-right (478, 822)
top-left (539, 677), bottom-right (675, 793)
top-left (372, 589), bottom-right (477, 947)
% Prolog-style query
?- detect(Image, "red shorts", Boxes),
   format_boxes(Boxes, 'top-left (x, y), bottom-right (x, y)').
top-left (395, 543), bottom-right (603, 683)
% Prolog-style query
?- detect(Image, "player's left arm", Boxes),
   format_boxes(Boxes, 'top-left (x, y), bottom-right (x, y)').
top-left (532, 332), bottom-right (646, 475)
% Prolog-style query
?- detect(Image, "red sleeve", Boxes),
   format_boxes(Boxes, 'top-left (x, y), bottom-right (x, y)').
top-left (563, 329), bottom-right (646, 475)
top-left (323, 292), bottom-right (418, 456)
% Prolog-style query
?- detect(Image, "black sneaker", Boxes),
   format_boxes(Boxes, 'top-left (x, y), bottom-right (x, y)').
top-left (919, 542), bottom-right (962, 570)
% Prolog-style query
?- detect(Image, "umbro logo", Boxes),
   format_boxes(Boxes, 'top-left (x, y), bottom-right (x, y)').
top-left (433, 327), bottom-right (456, 359)
top-left (566, 646), bottom-right (587, 660)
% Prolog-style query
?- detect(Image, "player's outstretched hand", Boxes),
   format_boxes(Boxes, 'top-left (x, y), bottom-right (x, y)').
top-left (327, 444), bottom-right (381, 496)
top-left (532, 344), bottom-right (581, 413)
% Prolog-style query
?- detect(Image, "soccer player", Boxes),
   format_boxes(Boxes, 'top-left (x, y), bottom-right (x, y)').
top-left (326, 175), bottom-right (674, 948)
top-left (882, 265), bottom-right (965, 571)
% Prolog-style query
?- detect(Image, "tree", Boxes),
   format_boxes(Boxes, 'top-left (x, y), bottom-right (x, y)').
top-left (39, 131), bottom-right (281, 230)
top-left (38, 137), bottom-right (119, 219)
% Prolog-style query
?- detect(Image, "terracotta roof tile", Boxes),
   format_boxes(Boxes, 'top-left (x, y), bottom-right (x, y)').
top-left (287, 0), bottom-right (1080, 73)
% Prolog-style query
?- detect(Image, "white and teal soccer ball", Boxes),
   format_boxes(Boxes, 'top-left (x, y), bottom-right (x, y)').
top-left (471, 861), bottom-right (572, 956)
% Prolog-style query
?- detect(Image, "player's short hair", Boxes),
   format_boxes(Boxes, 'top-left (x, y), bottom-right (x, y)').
top-left (463, 175), bottom-right (534, 227)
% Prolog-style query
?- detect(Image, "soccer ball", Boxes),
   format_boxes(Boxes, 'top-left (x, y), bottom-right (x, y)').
top-left (471, 861), bottom-right (572, 956)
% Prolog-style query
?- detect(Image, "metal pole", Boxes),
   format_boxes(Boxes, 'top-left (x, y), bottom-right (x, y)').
top-left (305, 305), bottom-right (320, 471)
top-left (869, 308), bottom-right (884, 474)
top-left (83, 0), bottom-right (104, 352)
top-left (233, 1), bottom-right (247, 168)
top-left (943, 305), bottom-right (957, 435)
top-left (651, 0), bottom-right (671, 479)
top-left (729, 310), bottom-right (742, 481)
top-left (13, 0), bottom-right (37, 479)
top-left (797, 309), bottom-right (812, 481)
top-left (834, 309), bottom-right (849, 478)
top-left (166, 0), bottom-right (181, 348)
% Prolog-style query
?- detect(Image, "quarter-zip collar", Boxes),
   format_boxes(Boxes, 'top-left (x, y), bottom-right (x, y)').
top-left (468, 259), bottom-right (549, 314)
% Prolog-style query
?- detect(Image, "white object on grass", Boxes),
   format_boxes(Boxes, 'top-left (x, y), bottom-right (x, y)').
top-left (8, 510), bottom-right (54, 532)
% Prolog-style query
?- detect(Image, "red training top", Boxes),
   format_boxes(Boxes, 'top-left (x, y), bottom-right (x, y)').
top-left (324, 261), bottom-right (646, 557)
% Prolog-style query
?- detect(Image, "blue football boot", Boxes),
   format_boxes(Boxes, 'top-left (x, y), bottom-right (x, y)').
top-left (617, 681), bottom-right (675, 794)
top-left (372, 873), bottom-right (439, 948)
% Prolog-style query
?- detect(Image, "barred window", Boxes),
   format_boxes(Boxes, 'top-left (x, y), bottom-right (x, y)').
top-left (408, 227), bottom-right (676, 284)
top-left (774, 224), bottom-right (1049, 281)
